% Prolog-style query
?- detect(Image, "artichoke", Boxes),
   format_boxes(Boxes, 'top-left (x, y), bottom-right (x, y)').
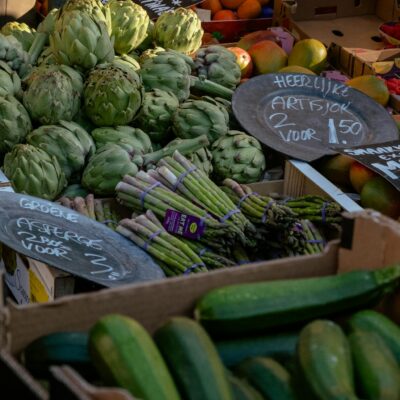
top-left (0, 95), bottom-right (32, 154)
top-left (136, 20), bottom-right (154, 53)
top-left (37, 47), bottom-right (57, 66)
top-left (154, 8), bottom-right (203, 55)
top-left (0, 60), bottom-right (21, 97)
top-left (1, 22), bottom-right (36, 52)
top-left (82, 144), bottom-right (139, 196)
top-left (140, 51), bottom-right (192, 102)
top-left (50, 10), bottom-right (114, 71)
top-left (109, 0), bottom-right (150, 54)
top-left (0, 34), bottom-right (31, 78)
top-left (60, 183), bottom-right (89, 198)
top-left (172, 99), bottom-right (229, 142)
top-left (166, 138), bottom-right (213, 176)
top-left (194, 45), bottom-right (241, 90)
top-left (139, 46), bottom-right (165, 64)
top-left (26, 121), bottom-right (95, 179)
top-left (84, 63), bottom-right (144, 126)
top-left (134, 89), bottom-right (179, 143)
top-left (113, 54), bottom-right (140, 74)
top-left (92, 126), bottom-right (152, 153)
top-left (4, 144), bottom-right (66, 200)
top-left (23, 64), bottom-right (83, 125)
top-left (73, 109), bottom-right (97, 134)
top-left (211, 130), bottom-right (266, 183)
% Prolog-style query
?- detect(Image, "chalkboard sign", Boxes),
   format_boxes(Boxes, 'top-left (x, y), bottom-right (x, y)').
top-left (232, 74), bottom-right (399, 162)
top-left (102, 0), bottom-right (202, 19)
top-left (0, 193), bottom-right (165, 287)
top-left (337, 140), bottom-right (400, 191)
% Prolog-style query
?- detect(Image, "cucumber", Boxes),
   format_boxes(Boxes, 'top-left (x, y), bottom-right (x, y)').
top-left (348, 310), bottom-right (400, 364)
top-left (89, 314), bottom-right (180, 400)
top-left (349, 329), bottom-right (400, 400)
top-left (154, 317), bottom-right (234, 400)
top-left (22, 332), bottom-right (94, 379)
top-left (226, 373), bottom-right (264, 400)
top-left (216, 331), bottom-right (298, 367)
top-left (195, 265), bottom-right (400, 335)
top-left (297, 320), bottom-right (358, 400)
top-left (235, 357), bottom-right (297, 400)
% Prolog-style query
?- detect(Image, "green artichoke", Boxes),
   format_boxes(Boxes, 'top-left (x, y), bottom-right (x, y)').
top-left (50, 10), bottom-right (114, 71)
top-left (113, 54), bottom-right (140, 74)
top-left (1, 22), bottom-right (36, 52)
top-left (73, 109), bottom-right (97, 134)
top-left (92, 126), bottom-right (152, 153)
top-left (139, 46), bottom-right (165, 64)
top-left (84, 63), bottom-right (144, 126)
top-left (82, 144), bottom-right (139, 196)
top-left (0, 34), bottom-right (31, 78)
top-left (200, 95), bottom-right (241, 129)
top-left (109, 0), bottom-right (150, 54)
top-left (140, 51), bottom-right (193, 102)
top-left (4, 144), bottom-right (66, 200)
top-left (0, 60), bottom-right (21, 97)
top-left (172, 99), bottom-right (229, 142)
top-left (60, 183), bottom-right (89, 198)
top-left (0, 95), bottom-right (32, 154)
top-left (211, 130), bottom-right (266, 183)
top-left (154, 8), bottom-right (203, 55)
top-left (37, 47), bottom-right (57, 66)
top-left (134, 89), bottom-right (179, 143)
top-left (194, 45), bottom-right (241, 90)
top-left (136, 20), bottom-right (154, 53)
top-left (26, 121), bottom-right (95, 179)
top-left (166, 138), bottom-right (213, 176)
top-left (23, 64), bottom-right (84, 125)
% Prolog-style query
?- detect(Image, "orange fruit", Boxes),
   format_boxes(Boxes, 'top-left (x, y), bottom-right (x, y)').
top-left (201, 0), bottom-right (222, 15)
top-left (213, 9), bottom-right (238, 20)
top-left (237, 0), bottom-right (261, 19)
top-left (220, 0), bottom-right (245, 9)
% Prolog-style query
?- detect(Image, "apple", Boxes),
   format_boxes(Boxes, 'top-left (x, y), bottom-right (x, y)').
top-left (227, 47), bottom-right (253, 79)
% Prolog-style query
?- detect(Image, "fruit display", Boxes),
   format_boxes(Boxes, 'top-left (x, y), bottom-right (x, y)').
top-left (19, 264), bottom-right (400, 399)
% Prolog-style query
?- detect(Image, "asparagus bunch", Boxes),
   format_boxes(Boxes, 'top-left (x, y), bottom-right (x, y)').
top-left (57, 195), bottom-right (121, 230)
top-left (148, 151), bottom-right (256, 247)
top-left (116, 210), bottom-right (207, 276)
top-left (296, 219), bottom-right (326, 254)
top-left (283, 195), bottom-right (342, 223)
top-left (115, 171), bottom-right (239, 249)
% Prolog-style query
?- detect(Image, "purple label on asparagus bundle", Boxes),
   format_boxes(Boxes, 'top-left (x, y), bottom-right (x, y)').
top-left (163, 210), bottom-right (205, 240)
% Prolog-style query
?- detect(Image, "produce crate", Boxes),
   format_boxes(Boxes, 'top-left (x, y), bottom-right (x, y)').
top-left (275, 0), bottom-right (399, 49)
top-left (0, 210), bottom-right (399, 398)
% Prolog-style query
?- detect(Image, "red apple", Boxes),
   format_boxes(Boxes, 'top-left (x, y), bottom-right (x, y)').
top-left (349, 162), bottom-right (378, 193)
top-left (227, 47), bottom-right (253, 78)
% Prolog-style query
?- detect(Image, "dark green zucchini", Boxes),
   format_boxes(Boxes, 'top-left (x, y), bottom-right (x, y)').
top-left (226, 372), bottom-right (264, 400)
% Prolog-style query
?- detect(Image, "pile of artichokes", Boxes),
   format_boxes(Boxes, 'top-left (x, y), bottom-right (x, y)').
top-left (0, 0), bottom-right (267, 204)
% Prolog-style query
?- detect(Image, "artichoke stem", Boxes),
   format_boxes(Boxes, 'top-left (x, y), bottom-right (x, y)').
top-left (28, 32), bottom-right (48, 65)
top-left (190, 76), bottom-right (234, 100)
top-left (142, 135), bottom-right (209, 167)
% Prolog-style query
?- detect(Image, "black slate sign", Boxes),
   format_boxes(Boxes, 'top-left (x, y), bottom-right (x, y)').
top-left (232, 74), bottom-right (399, 162)
top-left (0, 193), bottom-right (165, 287)
top-left (337, 140), bottom-right (400, 191)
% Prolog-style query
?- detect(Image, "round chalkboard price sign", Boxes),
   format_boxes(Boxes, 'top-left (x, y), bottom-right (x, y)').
top-left (0, 193), bottom-right (165, 287)
top-left (232, 74), bottom-right (399, 161)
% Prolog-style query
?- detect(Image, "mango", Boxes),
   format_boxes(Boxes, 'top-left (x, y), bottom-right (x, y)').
top-left (346, 75), bottom-right (390, 107)
top-left (288, 39), bottom-right (327, 74)
top-left (349, 162), bottom-right (378, 193)
top-left (237, 30), bottom-right (280, 51)
top-left (278, 65), bottom-right (316, 75)
top-left (248, 40), bottom-right (287, 75)
top-left (317, 155), bottom-right (354, 188)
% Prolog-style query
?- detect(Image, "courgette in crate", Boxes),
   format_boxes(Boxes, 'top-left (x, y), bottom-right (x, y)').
top-left (154, 317), bottom-right (234, 400)
top-left (348, 310), bottom-right (400, 364)
top-left (226, 372), bottom-right (264, 400)
top-left (235, 357), bottom-right (297, 400)
top-left (216, 331), bottom-right (298, 367)
top-left (195, 264), bottom-right (400, 335)
top-left (297, 320), bottom-right (358, 400)
top-left (23, 332), bottom-right (93, 379)
top-left (89, 314), bottom-right (180, 400)
top-left (349, 328), bottom-right (400, 400)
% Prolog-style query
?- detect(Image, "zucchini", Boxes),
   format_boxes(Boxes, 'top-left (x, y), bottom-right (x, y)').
top-left (154, 317), bottom-right (234, 400)
top-left (348, 310), bottom-right (400, 364)
top-left (195, 265), bottom-right (400, 335)
top-left (226, 373), bottom-right (264, 400)
top-left (349, 329), bottom-right (400, 400)
top-left (89, 314), bottom-right (180, 400)
top-left (297, 320), bottom-right (358, 400)
top-left (235, 357), bottom-right (297, 400)
top-left (22, 332), bottom-right (94, 379)
top-left (216, 331), bottom-right (298, 367)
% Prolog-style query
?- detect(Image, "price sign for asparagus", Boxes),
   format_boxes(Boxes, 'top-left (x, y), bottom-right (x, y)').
top-left (232, 74), bottom-right (399, 162)
top-left (337, 140), bottom-right (400, 191)
top-left (0, 193), bottom-right (164, 287)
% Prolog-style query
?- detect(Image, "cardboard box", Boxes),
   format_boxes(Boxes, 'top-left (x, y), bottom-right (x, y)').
top-left (275, 0), bottom-right (400, 49)
top-left (0, 210), bottom-right (399, 398)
